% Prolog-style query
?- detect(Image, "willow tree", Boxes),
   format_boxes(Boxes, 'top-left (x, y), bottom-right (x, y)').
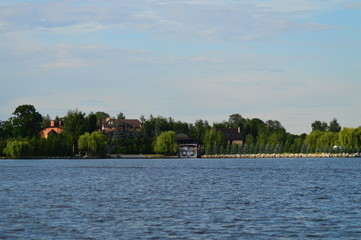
top-left (153, 131), bottom-right (178, 155)
top-left (78, 131), bottom-right (108, 157)
top-left (3, 139), bottom-right (34, 158)
top-left (338, 127), bottom-right (361, 151)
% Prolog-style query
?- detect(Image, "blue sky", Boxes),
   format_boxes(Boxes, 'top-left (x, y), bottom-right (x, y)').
top-left (0, 0), bottom-right (360, 134)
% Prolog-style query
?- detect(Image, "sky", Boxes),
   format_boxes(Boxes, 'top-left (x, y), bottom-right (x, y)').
top-left (0, 0), bottom-right (360, 134)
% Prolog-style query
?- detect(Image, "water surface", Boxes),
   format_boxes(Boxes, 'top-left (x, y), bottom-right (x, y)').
top-left (1, 158), bottom-right (361, 239)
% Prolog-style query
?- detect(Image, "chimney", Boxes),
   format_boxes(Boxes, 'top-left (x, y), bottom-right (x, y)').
top-left (50, 121), bottom-right (55, 127)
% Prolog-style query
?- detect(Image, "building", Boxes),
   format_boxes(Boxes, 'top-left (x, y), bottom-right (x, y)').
top-left (218, 127), bottom-right (244, 146)
top-left (175, 133), bottom-right (198, 158)
top-left (100, 118), bottom-right (142, 134)
top-left (39, 120), bottom-right (64, 138)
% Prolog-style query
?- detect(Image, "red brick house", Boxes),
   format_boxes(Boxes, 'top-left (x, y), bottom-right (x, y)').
top-left (39, 120), bottom-right (64, 138)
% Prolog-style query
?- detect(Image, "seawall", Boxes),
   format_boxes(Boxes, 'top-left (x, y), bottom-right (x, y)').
top-left (202, 153), bottom-right (361, 158)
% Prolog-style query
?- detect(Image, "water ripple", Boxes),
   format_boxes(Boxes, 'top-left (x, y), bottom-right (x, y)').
top-left (1, 158), bottom-right (361, 239)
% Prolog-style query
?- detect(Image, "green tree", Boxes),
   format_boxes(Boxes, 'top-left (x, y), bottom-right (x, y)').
top-left (228, 114), bottom-right (247, 129)
top-left (311, 120), bottom-right (328, 132)
top-left (46, 134), bottom-right (69, 156)
top-left (0, 138), bottom-right (6, 157)
top-left (213, 141), bottom-right (219, 154)
top-left (79, 131), bottom-right (108, 157)
top-left (244, 118), bottom-right (266, 137)
top-left (0, 120), bottom-right (13, 139)
top-left (190, 119), bottom-right (210, 143)
top-left (305, 130), bottom-right (324, 152)
top-left (317, 131), bottom-right (338, 151)
top-left (86, 113), bottom-right (98, 133)
top-left (153, 131), bottom-right (178, 155)
top-left (117, 112), bottom-right (126, 119)
top-left (203, 128), bottom-right (226, 151)
top-left (11, 104), bottom-right (43, 138)
top-left (62, 109), bottom-right (87, 154)
top-left (42, 114), bottom-right (51, 128)
top-left (95, 111), bottom-right (110, 122)
top-left (338, 127), bottom-right (361, 150)
top-left (245, 134), bottom-right (256, 147)
top-left (3, 139), bottom-right (34, 158)
top-left (328, 118), bottom-right (341, 133)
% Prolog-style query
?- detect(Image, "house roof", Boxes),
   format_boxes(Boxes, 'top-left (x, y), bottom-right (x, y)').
top-left (218, 128), bottom-right (244, 141)
top-left (175, 133), bottom-right (197, 143)
top-left (102, 118), bottom-right (142, 128)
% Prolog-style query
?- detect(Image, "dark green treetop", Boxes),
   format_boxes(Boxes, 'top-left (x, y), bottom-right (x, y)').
top-left (11, 104), bottom-right (43, 138)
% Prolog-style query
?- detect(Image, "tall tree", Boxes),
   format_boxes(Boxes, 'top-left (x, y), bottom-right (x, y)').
top-left (95, 111), bottom-right (110, 122)
top-left (11, 104), bottom-right (43, 138)
top-left (311, 120), bottom-right (328, 132)
top-left (117, 112), bottom-right (126, 120)
top-left (228, 114), bottom-right (246, 128)
top-left (190, 119), bottom-right (210, 143)
top-left (62, 109), bottom-right (87, 154)
top-left (328, 118), bottom-right (341, 133)
top-left (86, 112), bottom-right (98, 133)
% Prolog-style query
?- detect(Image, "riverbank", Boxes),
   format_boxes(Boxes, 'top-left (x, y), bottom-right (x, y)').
top-left (202, 153), bottom-right (361, 158)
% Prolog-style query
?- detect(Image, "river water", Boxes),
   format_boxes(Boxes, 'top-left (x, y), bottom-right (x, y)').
top-left (1, 158), bottom-right (361, 239)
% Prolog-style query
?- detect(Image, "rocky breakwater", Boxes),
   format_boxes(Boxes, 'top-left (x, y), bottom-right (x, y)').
top-left (202, 153), bottom-right (361, 158)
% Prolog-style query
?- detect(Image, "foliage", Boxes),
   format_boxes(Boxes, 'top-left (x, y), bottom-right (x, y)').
top-left (117, 112), bottom-right (126, 119)
top-left (11, 104), bottom-right (43, 138)
top-left (0, 138), bottom-right (6, 157)
top-left (111, 125), bottom-right (147, 154)
top-left (95, 111), bottom-right (110, 122)
top-left (86, 113), bottom-right (98, 133)
top-left (3, 139), bottom-right (34, 158)
top-left (0, 120), bottom-right (14, 139)
top-left (328, 118), bottom-right (341, 133)
top-left (311, 120), bottom-right (328, 132)
top-left (306, 131), bottom-right (339, 152)
top-left (1, 107), bottom-right (361, 158)
top-left (62, 109), bottom-right (87, 153)
top-left (42, 114), bottom-right (51, 128)
top-left (153, 131), bottom-right (178, 155)
top-left (311, 118), bottom-right (341, 133)
top-left (202, 128), bottom-right (227, 151)
top-left (338, 127), bottom-right (361, 150)
top-left (189, 119), bottom-right (210, 143)
top-left (79, 131), bottom-right (108, 157)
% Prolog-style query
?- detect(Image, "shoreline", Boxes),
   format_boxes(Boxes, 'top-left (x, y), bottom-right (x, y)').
top-left (202, 153), bottom-right (361, 159)
top-left (1, 153), bottom-right (360, 160)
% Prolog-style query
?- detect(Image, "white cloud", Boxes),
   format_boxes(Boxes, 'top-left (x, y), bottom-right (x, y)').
top-left (0, 0), bottom-right (344, 42)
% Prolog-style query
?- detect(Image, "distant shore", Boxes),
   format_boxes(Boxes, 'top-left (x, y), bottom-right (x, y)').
top-left (2, 153), bottom-right (360, 160)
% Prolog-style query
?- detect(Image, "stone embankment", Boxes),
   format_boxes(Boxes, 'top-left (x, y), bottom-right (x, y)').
top-left (202, 153), bottom-right (361, 158)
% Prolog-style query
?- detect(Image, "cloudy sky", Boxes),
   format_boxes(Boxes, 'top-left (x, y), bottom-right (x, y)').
top-left (0, 0), bottom-right (360, 134)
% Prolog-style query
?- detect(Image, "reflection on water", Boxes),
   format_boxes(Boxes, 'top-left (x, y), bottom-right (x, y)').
top-left (1, 158), bottom-right (361, 239)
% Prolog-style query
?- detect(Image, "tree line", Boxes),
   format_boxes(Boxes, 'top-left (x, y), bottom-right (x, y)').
top-left (0, 104), bottom-right (360, 158)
